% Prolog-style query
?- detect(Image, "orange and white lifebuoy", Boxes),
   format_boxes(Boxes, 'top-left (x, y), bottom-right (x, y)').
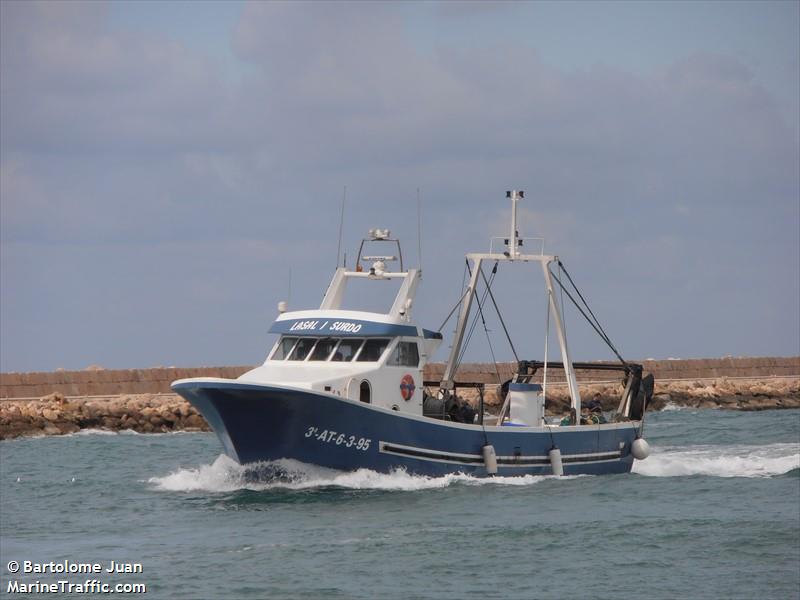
top-left (399, 374), bottom-right (415, 401)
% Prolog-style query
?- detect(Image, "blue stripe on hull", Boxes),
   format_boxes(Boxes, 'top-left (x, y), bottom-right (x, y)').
top-left (173, 381), bottom-right (637, 477)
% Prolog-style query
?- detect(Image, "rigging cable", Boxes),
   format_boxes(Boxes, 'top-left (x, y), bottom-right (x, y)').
top-left (472, 264), bottom-right (503, 385)
top-left (540, 290), bottom-right (557, 448)
top-left (478, 264), bottom-right (519, 363)
top-left (478, 385), bottom-right (490, 447)
top-left (543, 289), bottom-right (550, 402)
top-left (453, 263), bottom-right (497, 378)
top-left (548, 268), bottom-right (627, 365)
top-left (436, 285), bottom-right (472, 333)
top-left (436, 259), bottom-right (472, 333)
top-left (466, 264), bottom-right (503, 438)
top-left (557, 259), bottom-right (623, 364)
top-left (558, 261), bottom-right (568, 340)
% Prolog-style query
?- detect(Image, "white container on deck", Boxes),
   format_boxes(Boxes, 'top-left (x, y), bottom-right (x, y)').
top-left (507, 383), bottom-right (544, 426)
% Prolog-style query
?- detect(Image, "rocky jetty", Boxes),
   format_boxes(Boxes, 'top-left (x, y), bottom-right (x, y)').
top-left (1, 376), bottom-right (797, 440)
top-left (459, 377), bottom-right (800, 413)
top-left (447, 376), bottom-right (800, 414)
top-left (0, 393), bottom-right (209, 440)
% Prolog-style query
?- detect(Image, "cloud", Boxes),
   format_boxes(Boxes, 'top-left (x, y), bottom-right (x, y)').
top-left (1, 0), bottom-right (797, 370)
top-left (1, 1), bottom-right (238, 155)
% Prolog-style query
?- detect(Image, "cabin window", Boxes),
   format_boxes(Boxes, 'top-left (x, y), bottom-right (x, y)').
top-left (359, 380), bottom-right (371, 403)
top-left (272, 336), bottom-right (299, 360)
top-left (309, 338), bottom-right (337, 361)
top-left (331, 339), bottom-right (363, 362)
top-left (356, 338), bottom-right (390, 362)
top-left (288, 338), bottom-right (316, 361)
top-left (387, 341), bottom-right (420, 367)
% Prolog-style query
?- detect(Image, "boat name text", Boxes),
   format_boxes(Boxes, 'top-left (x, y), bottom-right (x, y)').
top-left (288, 320), bottom-right (363, 333)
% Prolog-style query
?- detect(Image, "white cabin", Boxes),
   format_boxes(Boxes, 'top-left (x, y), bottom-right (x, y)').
top-left (237, 234), bottom-right (442, 415)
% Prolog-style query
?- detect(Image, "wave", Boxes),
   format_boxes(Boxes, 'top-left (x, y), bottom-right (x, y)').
top-left (69, 428), bottom-right (198, 437)
top-left (148, 455), bottom-right (552, 493)
top-left (632, 443), bottom-right (800, 478)
top-left (659, 401), bottom-right (700, 412)
top-left (71, 428), bottom-right (136, 436)
top-left (149, 442), bottom-right (800, 492)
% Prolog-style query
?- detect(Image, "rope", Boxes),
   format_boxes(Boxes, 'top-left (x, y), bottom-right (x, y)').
top-left (479, 264), bottom-right (519, 362)
top-left (558, 259), bottom-right (611, 346)
top-left (541, 292), bottom-right (557, 449)
top-left (453, 263), bottom-right (496, 379)
top-left (558, 261), bottom-right (568, 339)
top-left (543, 290), bottom-right (550, 401)
top-left (557, 260), bottom-right (622, 363)
top-left (548, 267), bottom-right (627, 365)
top-left (472, 265), bottom-right (503, 385)
top-left (478, 386), bottom-right (490, 446)
top-left (436, 260), bottom-right (472, 333)
top-left (436, 286), bottom-right (471, 333)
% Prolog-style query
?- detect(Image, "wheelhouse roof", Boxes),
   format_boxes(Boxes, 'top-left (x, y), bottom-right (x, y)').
top-left (269, 315), bottom-right (441, 339)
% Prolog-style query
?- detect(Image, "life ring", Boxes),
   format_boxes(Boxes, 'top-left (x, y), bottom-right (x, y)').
top-left (399, 374), bottom-right (416, 401)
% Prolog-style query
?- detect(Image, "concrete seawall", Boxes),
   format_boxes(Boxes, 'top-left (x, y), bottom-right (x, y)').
top-left (2, 357), bottom-right (798, 399)
top-left (1, 357), bottom-right (798, 440)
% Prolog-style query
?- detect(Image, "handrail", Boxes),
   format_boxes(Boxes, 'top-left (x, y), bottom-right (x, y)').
top-left (489, 236), bottom-right (545, 255)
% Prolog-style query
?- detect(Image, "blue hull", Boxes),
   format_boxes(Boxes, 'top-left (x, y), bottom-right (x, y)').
top-left (172, 380), bottom-right (638, 477)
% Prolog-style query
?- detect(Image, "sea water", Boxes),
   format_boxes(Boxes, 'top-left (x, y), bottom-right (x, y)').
top-left (1, 408), bottom-right (798, 599)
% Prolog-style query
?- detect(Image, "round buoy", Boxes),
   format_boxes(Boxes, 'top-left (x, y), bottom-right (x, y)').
top-left (631, 437), bottom-right (650, 460)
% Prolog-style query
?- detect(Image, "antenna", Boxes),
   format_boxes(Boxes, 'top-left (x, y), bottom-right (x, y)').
top-left (505, 190), bottom-right (524, 259)
top-left (417, 187), bottom-right (423, 274)
top-left (336, 186), bottom-right (346, 269)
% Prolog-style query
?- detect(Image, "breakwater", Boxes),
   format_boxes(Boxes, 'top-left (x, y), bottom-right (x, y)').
top-left (1, 357), bottom-right (798, 440)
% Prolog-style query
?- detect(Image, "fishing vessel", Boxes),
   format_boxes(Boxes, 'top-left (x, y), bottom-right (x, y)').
top-left (172, 191), bottom-right (652, 476)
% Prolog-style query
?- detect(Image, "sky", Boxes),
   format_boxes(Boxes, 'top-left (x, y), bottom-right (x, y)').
top-left (1, 0), bottom-right (798, 372)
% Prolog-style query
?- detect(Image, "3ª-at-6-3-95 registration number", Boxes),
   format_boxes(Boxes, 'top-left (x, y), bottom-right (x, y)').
top-left (304, 426), bottom-right (371, 451)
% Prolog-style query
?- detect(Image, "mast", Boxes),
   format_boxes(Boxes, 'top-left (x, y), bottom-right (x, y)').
top-left (542, 262), bottom-right (582, 415)
top-left (507, 190), bottom-right (522, 259)
top-left (438, 190), bottom-right (582, 415)
top-left (440, 257), bottom-right (483, 391)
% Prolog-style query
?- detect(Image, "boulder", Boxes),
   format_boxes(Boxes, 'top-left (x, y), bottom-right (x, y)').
top-left (101, 416), bottom-right (120, 429)
top-left (184, 414), bottom-right (207, 429)
top-left (56, 422), bottom-right (80, 435)
top-left (41, 408), bottom-right (62, 421)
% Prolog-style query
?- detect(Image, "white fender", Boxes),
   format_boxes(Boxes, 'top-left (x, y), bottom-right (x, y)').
top-left (631, 437), bottom-right (650, 460)
top-left (482, 444), bottom-right (498, 475)
top-left (549, 447), bottom-right (564, 476)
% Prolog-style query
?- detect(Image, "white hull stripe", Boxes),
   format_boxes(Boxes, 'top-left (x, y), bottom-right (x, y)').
top-left (379, 441), bottom-right (623, 467)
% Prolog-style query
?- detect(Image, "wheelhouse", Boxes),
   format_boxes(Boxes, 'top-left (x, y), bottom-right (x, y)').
top-left (268, 335), bottom-right (420, 367)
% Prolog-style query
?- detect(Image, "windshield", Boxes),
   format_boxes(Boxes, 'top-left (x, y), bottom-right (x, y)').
top-left (271, 336), bottom-right (298, 360)
top-left (309, 338), bottom-right (337, 361)
top-left (288, 338), bottom-right (316, 361)
top-left (271, 336), bottom-right (393, 362)
top-left (332, 339), bottom-right (363, 362)
top-left (356, 338), bottom-right (390, 362)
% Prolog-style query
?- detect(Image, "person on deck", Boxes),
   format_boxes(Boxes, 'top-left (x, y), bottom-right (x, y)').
top-left (586, 393), bottom-right (603, 414)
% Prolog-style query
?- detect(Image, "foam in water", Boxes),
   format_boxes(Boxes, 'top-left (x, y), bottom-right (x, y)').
top-left (148, 455), bottom-right (551, 493)
top-left (149, 442), bottom-right (800, 492)
top-left (69, 428), bottom-right (195, 437)
top-left (660, 401), bottom-right (689, 412)
top-left (71, 428), bottom-right (135, 436)
top-left (633, 443), bottom-right (800, 478)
